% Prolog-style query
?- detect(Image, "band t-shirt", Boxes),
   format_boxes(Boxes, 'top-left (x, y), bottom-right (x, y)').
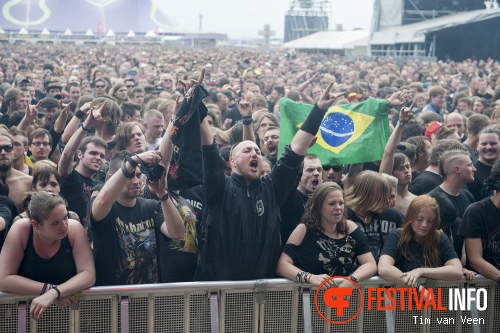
top-left (61, 169), bottom-right (97, 227)
top-left (283, 227), bottom-right (371, 276)
top-left (347, 207), bottom-right (403, 261)
top-left (89, 197), bottom-right (164, 286)
top-left (458, 199), bottom-right (500, 269)
top-left (380, 229), bottom-right (457, 272)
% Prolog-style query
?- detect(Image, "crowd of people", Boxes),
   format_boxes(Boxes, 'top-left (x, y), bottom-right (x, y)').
top-left (0, 44), bottom-right (499, 319)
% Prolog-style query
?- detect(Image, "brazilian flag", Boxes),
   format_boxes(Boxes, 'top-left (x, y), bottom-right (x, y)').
top-left (278, 98), bottom-right (391, 165)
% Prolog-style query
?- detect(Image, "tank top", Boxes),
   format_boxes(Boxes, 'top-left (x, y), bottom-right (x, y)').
top-left (18, 225), bottom-right (77, 285)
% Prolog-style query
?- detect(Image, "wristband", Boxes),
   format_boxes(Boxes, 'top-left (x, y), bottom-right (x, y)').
top-left (397, 120), bottom-right (406, 127)
top-left (300, 104), bottom-right (327, 135)
top-left (50, 285), bottom-right (61, 300)
top-left (242, 115), bottom-right (252, 119)
top-left (81, 124), bottom-right (91, 131)
top-left (121, 160), bottom-right (135, 178)
top-left (40, 283), bottom-right (48, 295)
top-left (159, 193), bottom-right (169, 201)
top-left (242, 119), bottom-right (252, 125)
top-left (348, 274), bottom-right (358, 283)
top-left (126, 155), bottom-right (138, 169)
top-left (296, 270), bottom-right (304, 283)
top-left (75, 109), bottom-right (85, 119)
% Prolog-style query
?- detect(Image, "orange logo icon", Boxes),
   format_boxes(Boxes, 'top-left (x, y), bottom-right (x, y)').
top-left (314, 276), bottom-right (363, 324)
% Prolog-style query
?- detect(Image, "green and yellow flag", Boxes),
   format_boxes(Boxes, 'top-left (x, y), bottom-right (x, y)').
top-left (278, 98), bottom-right (391, 165)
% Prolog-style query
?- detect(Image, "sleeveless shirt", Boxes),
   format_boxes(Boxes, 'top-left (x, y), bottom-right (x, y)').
top-left (18, 225), bottom-right (77, 285)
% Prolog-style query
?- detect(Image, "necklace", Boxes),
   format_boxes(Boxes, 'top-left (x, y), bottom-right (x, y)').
top-left (354, 211), bottom-right (371, 223)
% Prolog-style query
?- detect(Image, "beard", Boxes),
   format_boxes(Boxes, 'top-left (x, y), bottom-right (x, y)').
top-left (0, 160), bottom-right (12, 172)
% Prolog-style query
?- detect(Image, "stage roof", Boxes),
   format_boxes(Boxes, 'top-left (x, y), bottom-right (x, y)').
top-left (282, 30), bottom-right (369, 50)
top-left (0, 0), bottom-right (188, 34)
top-left (370, 8), bottom-right (500, 45)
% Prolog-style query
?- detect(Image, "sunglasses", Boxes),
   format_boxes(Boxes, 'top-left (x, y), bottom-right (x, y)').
top-left (0, 144), bottom-right (13, 153)
top-left (322, 165), bottom-right (343, 172)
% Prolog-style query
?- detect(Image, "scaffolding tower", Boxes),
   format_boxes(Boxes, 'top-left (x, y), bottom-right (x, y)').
top-left (284, 0), bottom-right (330, 42)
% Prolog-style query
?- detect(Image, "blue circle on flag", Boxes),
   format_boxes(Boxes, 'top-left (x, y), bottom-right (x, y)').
top-left (320, 113), bottom-right (355, 147)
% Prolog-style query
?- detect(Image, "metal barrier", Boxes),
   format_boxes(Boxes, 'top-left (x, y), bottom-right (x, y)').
top-left (1, 276), bottom-right (498, 333)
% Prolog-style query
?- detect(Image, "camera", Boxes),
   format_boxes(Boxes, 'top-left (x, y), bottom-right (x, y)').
top-left (139, 163), bottom-right (165, 183)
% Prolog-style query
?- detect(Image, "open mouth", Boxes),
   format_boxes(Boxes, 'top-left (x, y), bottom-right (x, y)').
top-left (312, 179), bottom-right (319, 188)
top-left (250, 160), bottom-right (259, 171)
top-left (267, 143), bottom-right (276, 156)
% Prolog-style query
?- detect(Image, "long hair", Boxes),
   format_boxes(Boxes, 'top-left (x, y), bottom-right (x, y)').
top-left (398, 195), bottom-right (442, 267)
top-left (301, 182), bottom-right (347, 234)
top-left (345, 171), bottom-right (391, 214)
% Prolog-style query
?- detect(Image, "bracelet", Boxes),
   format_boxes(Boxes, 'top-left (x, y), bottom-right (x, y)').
top-left (75, 109), bottom-right (85, 119)
top-left (348, 274), bottom-right (358, 283)
top-left (40, 283), bottom-right (48, 295)
top-left (81, 124), bottom-right (91, 131)
top-left (126, 155), bottom-right (138, 169)
top-left (49, 284), bottom-right (61, 300)
top-left (121, 160), bottom-right (135, 178)
top-left (397, 120), bottom-right (406, 127)
top-left (296, 270), bottom-right (304, 283)
top-left (242, 119), bottom-right (252, 125)
top-left (303, 272), bottom-right (311, 283)
top-left (134, 154), bottom-right (146, 165)
top-left (242, 115), bottom-right (252, 119)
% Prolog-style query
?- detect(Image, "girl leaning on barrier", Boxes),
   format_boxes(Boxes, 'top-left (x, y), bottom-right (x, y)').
top-left (0, 192), bottom-right (95, 320)
top-left (276, 182), bottom-right (377, 288)
top-left (378, 195), bottom-right (464, 292)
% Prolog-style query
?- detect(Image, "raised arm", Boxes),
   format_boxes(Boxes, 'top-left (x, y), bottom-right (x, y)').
top-left (91, 151), bottom-right (162, 221)
top-left (58, 103), bottom-right (105, 180)
top-left (296, 72), bottom-right (318, 104)
top-left (290, 82), bottom-right (346, 156)
top-left (378, 101), bottom-right (413, 175)
top-left (236, 95), bottom-right (256, 142)
top-left (148, 170), bottom-right (185, 239)
top-left (18, 101), bottom-right (40, 133)
top-left (61, 102), bottom-right (92, 144)
top-left (53, 100), bottom-right (70, 134)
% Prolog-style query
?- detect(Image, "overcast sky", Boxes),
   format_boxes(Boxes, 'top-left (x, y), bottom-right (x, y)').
top-left (157, 0), bottom-right (375, 39)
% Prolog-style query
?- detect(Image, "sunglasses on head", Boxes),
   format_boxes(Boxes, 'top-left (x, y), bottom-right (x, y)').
top-left (322, 165), bottom-right (343, 172)
top-left (0, 144), bottom-right (13, 153)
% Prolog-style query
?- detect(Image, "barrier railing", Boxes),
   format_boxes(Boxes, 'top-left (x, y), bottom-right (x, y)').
top-left (1, 276), bottom-right (498, 333)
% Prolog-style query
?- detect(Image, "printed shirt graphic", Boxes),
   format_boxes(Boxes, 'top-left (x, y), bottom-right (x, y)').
top-left (115, 215), bottom-right (158, 284)
top-left (278, 98), bottom-right (391, 165)
top-left (284, 227), bottom-right (371, 276)
top-left (90, 198), bottom-right (164, 286)
top-left (347, 207), bottom-right (403, 261)
top-left (167, 195), bottom-right (197, 254)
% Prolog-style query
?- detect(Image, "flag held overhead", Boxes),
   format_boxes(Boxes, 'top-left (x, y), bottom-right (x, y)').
top-left (279, 98), bottom-right (391, 165)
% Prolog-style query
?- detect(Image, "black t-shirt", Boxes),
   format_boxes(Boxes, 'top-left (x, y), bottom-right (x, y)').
top-left (409, 170), bottom-right (443, 196)
top-left (347, 207), bottom-right (403, 261)
top-left (458, 199), bottom-right (500, 270)
top-left (462, 143), bottom-right (479, 164)
top-left (61, 169), bottom-right (97, 227)
top-left (380, 229), bottom-right (457, 272)
top-left (89, 197), bottom-right (164, 286)
top-left (428, 186), bottom-right (474, 258)
top-left (467, 160), bottom-right (492, 201)
top-left (180, 185), bottom-right (204, 218)
top-left (155, 193), bottom-right (198, 283)
top-left (280, 189), bottom-right (308, 246)
top-left (474, 92), bottom-right (492, 100)
top-left (283, 227), bottom-right (370, 276)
